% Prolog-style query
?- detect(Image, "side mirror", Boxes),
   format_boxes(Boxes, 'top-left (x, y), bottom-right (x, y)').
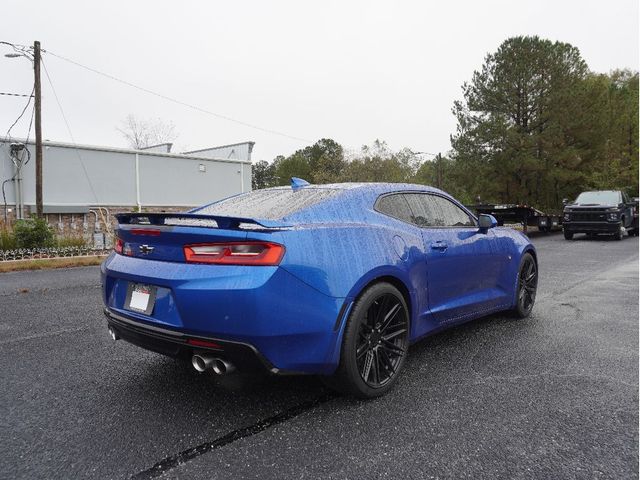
top-left (478, 214), bottom-right (497, 231)
top-left (562, 198), bottom-right (569, 205)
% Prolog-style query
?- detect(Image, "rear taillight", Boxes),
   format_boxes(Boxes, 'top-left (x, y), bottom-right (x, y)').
top-left (114, 237), bottom-right (124, 254)
top-left (183, 242), bottom-right (285, 266)
top-left (114, 237), bottom-right (133, 256)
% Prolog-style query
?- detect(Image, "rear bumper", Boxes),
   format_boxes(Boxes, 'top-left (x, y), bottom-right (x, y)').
top-left (104, 308), bottom-right (282, 373)
top-left (563, 222), bottom-right (621, 233)
top-left (101, 253), bottom-right (347, 375)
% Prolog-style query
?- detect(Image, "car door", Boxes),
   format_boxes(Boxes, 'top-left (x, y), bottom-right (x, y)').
top-left (404, 193), bottom-right (506, 324)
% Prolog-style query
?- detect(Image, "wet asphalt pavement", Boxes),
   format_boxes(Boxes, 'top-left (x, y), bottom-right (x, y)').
top-left (1, 233), bottom-right (638, 479)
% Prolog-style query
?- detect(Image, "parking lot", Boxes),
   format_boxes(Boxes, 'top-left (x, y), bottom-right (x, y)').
top-left (1, 233), bottom-right (638, 479)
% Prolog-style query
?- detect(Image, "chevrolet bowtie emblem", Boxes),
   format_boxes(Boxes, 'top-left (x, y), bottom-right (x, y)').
top-left (139, 244), bottom-right (155, 255)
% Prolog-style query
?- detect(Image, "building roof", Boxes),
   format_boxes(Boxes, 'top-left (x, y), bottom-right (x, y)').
top-left (1, 138), bottom-right (252, 165)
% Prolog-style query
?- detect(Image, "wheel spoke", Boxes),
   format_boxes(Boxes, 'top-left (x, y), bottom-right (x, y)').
top-left (380, 339), bottom-right (406, 356)
top-left (374, 296), bottom-right (390, 326)
top-left (356, 342), bottom-right (369, 359)
top-left (371, 350), bottom-right (381, 384)
top-left (382, 327), bottom-right (407, 342)
top-left (362, 350), bottom-right (374, 381)
top-left (378, 348), bottom-right (395, 374)
top-left (526, 261), bottom-right (534, 278)
top-left (380, 303), bottom-right (401, 331)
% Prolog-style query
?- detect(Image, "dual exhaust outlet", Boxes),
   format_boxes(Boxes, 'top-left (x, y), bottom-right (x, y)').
top-left (107, 326), bottom-right (234, 375)
top-left (191, 354), bottom-right (235, 375)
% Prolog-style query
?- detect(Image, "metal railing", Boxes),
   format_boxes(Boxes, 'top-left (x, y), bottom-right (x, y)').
top-left (0, 246), bottom-right (111, 261)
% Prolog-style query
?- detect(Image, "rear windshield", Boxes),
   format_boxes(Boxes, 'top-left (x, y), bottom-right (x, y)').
top-left (575, 191), bottom-right (621, 205)
top-left (194, 188), bottom-right (343, 220)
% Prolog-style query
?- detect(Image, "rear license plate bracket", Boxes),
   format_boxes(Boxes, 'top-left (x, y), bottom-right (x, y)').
top-left (124, 283), bottom-right (157, 315)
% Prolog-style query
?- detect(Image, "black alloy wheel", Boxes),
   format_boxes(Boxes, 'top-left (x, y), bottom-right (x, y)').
top-left (326, 282), bottom-right (409, 398)
top-left (355, 292), bottom-right (408, 388)
top-left (514, 253), bottom-right (537, 318)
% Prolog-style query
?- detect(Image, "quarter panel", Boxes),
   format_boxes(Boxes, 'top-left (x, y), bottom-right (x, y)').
top-left (491, 227), bottom-right (536, 308)
top-left (277, 222), bottom-right (423, 298)
top-left (276, 219), bottom-right (431, 340)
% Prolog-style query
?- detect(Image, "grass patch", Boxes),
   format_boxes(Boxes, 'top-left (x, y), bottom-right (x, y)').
top-left (0, 255), bottom-right (107, 273)
top-left (55, 235), bottom-right (87, 248)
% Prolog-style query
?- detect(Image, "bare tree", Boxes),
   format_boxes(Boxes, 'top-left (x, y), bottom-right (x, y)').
top-left (117, 114), bottom-right (178, 149)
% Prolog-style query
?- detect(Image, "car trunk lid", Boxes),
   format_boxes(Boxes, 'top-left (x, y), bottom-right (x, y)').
top-left (115, 213), bottom-right (290, 263)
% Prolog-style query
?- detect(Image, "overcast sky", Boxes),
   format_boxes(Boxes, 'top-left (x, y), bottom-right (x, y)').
top-left (1, 0), bottom-right (638, 162)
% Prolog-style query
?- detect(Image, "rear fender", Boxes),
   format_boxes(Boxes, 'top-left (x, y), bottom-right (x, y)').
top-left (277, 223), bottom-right (423, 298)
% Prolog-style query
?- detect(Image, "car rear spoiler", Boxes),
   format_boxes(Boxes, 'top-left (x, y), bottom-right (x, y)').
top-left (115, 212), bottom-right (292, 230)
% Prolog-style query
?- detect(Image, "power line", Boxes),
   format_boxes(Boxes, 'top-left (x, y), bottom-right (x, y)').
top-left (40, 56), bottom-right (101, 205)
top-left (0, 92), bottom-right (34, 98)
top-left (45, 50), bottom-right (314, 144)
top-left (42, 56), bottom-right (113, 232)
top-left (3, 85), bottom-right (35, 145)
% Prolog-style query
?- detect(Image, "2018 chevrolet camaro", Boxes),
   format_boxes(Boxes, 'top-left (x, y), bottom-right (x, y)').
top-left (101, 179), bottom-right (538, 398)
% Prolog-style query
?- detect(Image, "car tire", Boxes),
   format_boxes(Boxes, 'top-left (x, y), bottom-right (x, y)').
top-left (614, 222), bottom-right (624, 241)
top-left (512, 253), bottom-right (537, 319)
top-left (325, 282), bottom-right (410, 399)
top-left (563, 231), bottom-right (573, 240)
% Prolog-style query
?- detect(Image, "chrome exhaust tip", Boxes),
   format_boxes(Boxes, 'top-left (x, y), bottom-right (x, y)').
top-left (212, 358), bottom-right (235, 375)
top-left (108, 327), bottom-right (118, 341)
top-left (191, 353), bottom-right (216, 373)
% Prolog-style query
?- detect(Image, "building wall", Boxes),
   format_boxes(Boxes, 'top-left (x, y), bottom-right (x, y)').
top-left (183, 142), bottom-right (254, 161)
top-left (0, 139), bottom-right (252, 211)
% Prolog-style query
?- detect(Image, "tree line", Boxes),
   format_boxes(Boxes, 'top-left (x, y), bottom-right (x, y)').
top-left (253, 36), bottom-right (638, 210)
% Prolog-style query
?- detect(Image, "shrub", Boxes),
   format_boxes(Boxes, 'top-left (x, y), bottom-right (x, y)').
top-left (0, 227), bottom-right (16, 251)
top-left (13, 217), bottom-right (54, 249)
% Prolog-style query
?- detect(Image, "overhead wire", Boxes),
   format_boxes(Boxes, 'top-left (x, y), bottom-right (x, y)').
top-left (0, 92), bottom-right (34, 98)
top-left (3, 85), bottom-right (35, 146)
top-left (40, 56), bottom-right (110, 232)
top-left (45, 50), bottom-right (315, 144)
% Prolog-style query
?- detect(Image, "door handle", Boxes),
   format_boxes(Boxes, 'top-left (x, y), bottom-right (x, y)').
top-left (430, 241), bottom-right (448, 251)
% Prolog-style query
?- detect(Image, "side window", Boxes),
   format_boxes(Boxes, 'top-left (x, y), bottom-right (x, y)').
top-left (405, 194), bottom-right (475, 227)
top-left (404, 194), bottom-right (442, 227)
top-left (434, 197), bottom-right (476, 226)
top-left (376, 194), bottom-right (413, 224)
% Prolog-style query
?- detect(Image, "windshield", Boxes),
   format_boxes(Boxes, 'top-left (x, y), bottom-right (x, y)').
top-left (194, 188), bottom-right (343, 219)
top-left (574, 191), bottom-right (621, 205)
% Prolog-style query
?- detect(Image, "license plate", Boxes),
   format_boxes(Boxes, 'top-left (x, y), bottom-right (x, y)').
top-left (124, 283), bottom-right (157, 315)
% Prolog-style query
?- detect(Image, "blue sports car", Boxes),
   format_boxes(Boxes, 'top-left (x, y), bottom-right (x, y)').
top-left (101, 179), bottom-right (537, 398)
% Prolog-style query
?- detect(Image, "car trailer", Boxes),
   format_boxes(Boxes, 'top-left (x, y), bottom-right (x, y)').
top-left (468, 203), bottom-right (562, 234)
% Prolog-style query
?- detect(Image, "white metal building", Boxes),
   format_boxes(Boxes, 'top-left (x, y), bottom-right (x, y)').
top-left (0, 138), bottom-right (254, 222)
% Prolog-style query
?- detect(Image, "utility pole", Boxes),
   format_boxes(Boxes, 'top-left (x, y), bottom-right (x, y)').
top-left (435, 153), bottom-right (443, 189)
top-left (33, 40), bottom-right (43, 218)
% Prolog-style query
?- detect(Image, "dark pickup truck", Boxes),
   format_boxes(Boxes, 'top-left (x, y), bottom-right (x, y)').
top-left (562, 190), bottom-right (638, 240)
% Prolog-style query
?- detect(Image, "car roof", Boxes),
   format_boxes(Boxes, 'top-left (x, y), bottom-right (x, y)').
top-left (265, 182), bottom-right (445, 195)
